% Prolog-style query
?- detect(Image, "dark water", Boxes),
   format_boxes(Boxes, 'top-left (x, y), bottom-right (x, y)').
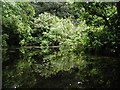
top-left (2, 47), bottom-right (120, 88)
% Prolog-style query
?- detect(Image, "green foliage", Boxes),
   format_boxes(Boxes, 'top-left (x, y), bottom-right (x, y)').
top-left (1, 34), bottom-right (9, 47)
top-left (2, 2), bottom-right (120, 54)
top-left (2, 2), bottom-right (35, 46)
top-left (31, 2), bottom-right (73, 18)
top-left (72, 2), bottom-right (119, 53)
top-left (2, 2), bottom-right (120, 88)
top-left (32, 12), bottom-right (88, 48)
top-left (74, 2), bottom-right (117, 28)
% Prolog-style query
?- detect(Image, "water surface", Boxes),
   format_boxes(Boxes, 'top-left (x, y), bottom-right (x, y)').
top-left (2, 47), bottom-right (120, 88)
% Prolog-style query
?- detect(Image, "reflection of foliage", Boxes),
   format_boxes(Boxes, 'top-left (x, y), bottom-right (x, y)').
top-left (3, 63), bottom-right (36, 88)
top-left (34, 49), bottom-right (86, 78)
top-left (2, 47), bottom-right (120, 88)
top-left (2, 47), bottom-right (86, 88)
top-left (73, 56), bottom-right (120, 88)
top-left (19, 47), bottom-right (87, 78)
top-left (3, 48), bottom-right (36, 88)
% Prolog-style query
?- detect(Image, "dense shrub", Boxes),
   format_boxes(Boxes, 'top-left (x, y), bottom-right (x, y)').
top-left (2, 2), bottom-right (119, 55)
top-left (2, 2), bottom-right (35, 46)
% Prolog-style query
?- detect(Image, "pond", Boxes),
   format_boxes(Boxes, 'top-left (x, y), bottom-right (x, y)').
top-left (2, 47), bottom-right (120, 88)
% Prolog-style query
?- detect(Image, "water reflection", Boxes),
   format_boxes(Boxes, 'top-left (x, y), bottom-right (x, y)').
top-left (2, 47), bottom-right (120, 88)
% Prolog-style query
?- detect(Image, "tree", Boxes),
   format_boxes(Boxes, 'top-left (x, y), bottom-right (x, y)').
top-left (30, 2), bottom-right (73, 18)
top-left (2, 2), bottom-right (35, 46)
top-left (73, 2), bottom-right (120, 53)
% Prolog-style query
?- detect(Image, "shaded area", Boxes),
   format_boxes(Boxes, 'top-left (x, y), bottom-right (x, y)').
top-left (2, 47), bottom-right (120, 88)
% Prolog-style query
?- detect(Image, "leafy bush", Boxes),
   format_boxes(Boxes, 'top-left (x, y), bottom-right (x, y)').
top-left (2, 2), bottom-right (119, 54)
top-left (1, 34), bottom-right (9, 47)
top-left (2, 2), bottom-right (35, 46)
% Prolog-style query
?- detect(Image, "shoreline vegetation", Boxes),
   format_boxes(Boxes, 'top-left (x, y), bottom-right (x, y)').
top-left (2, 2), bottom-right (120, 56)
top-left (2, 1), bottom-right (120, 88)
